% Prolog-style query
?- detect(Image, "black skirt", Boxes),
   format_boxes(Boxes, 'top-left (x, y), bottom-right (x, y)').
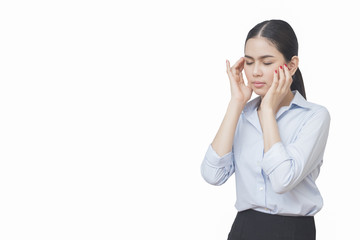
top-left (227, 209), bottom-right (316, 240)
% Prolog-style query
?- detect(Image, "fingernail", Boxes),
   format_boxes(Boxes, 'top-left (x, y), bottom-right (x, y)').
top-left (280, 66), bottom-right (283, 69)
top-left (284, 64), bottom-right (287, 67)
top-left (275, 70), bottom-right (278, 74)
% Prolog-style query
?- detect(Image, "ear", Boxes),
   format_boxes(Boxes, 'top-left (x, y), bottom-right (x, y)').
top-left (288, 56), bottom-right (299, 76)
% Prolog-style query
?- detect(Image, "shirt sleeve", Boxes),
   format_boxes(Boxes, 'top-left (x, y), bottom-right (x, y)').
top-left (261, 106), bottom-right (331, 194)
top-left (200, 144), bottom-right (235, 186)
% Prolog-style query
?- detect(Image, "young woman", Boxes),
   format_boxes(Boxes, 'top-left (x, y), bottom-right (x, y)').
top-left (201, 20), bottom-right (330, 240)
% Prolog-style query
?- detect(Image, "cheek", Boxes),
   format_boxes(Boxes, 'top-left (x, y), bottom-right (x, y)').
top-left (264, 68), bottom-right (276, 82)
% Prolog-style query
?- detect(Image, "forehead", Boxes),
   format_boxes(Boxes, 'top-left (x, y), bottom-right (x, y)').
top-left (244, 37), bottom-right (282, 58)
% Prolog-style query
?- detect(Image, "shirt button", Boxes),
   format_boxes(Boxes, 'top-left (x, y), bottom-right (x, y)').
top-left (259, 187), bottom-right (264, 191)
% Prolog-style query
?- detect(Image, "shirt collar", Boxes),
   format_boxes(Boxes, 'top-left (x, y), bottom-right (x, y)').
top-left (244, 90), bottom-right (311, 114)
top-left (288, 90), bottom-right (312, 110)
top-left (242, 90), bottom-right (311, 133)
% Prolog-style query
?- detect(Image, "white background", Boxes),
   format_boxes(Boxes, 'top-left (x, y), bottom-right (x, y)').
top-left (0, 0), bottom-right (359, 239)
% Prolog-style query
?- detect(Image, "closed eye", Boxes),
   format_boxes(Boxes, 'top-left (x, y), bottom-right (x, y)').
top-left (245, 62), bottom-right (254, 65)
top-left (264, 62), bottom-right (273, 65)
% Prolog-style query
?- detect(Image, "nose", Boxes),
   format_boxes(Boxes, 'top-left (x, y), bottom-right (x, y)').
top-left (252, 63), bottom-right (262, 77)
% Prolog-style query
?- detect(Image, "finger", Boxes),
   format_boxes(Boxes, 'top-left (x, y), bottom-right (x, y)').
top-left (271, 69), bottom-right (279, 90)
top-left (277, 66), bottom-right (286, 91)
top-left (226, 60), bottom-right (237, 84)
top-left (226, 60), bottom-right (231, 76)
top-left (239, 71), bottom-right (245, 85)
top-left (230, 59), bottom-right (245, 80)
top-left (283, 64), bottom-right (293, 88)
top-left (230, 58), bottom-right (245, 76)
top-left (233, 57), bottom-right (245, 71)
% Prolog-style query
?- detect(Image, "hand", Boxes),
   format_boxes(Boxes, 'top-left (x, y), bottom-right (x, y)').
top-left (226, 58), bottom-right (252, 103)
top-left (260, 64), bottom-right (293, 114)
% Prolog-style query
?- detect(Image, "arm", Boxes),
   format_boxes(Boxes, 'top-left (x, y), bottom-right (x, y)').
top-left (258, 65), bottom-right (330, 193)
top-left (211, 100), bottom-right (246, 156)
top-left (258, 65), bottom-right (292, 153)
top-left (257, 108), bottom-right (281, 152)
top-left (261, 108), bottom-right (330, 194)
top-left (201, 100), bottom-right (244, 186)
top-left (201, 58), bottom-right (252, 185)
top-left (212, 58), bottom-right (252, 156)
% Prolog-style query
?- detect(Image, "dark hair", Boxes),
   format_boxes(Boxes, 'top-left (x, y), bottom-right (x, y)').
top-left (245, 20), bottom-right (306, 99)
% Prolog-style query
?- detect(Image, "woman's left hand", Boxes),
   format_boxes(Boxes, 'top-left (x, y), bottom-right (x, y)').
top-left (260, 64), bottom-right (293, 114)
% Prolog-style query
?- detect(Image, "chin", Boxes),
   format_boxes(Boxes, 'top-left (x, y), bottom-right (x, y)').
top-left (252, 88), bottom-right (268, 97)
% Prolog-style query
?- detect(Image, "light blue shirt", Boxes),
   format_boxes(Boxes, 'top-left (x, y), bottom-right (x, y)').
top-left (201, 90), bottom-right (331, 216)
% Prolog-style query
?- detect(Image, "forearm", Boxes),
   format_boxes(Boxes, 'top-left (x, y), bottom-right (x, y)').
top-left (258, 109), bottom-right (281, 152)
top-left (211, 99), bottom-right (245, 157)
top-left (201, 144), bottom-right (235, 186)
top-left (260, 107), bottom-right (331, 193)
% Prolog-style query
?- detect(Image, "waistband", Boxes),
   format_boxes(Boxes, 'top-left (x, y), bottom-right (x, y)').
top-left (238, 209), bottom-right (314, 220)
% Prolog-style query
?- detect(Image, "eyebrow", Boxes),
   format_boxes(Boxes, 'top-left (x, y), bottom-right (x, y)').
top-left (244, 55), bottom-right (275, 60)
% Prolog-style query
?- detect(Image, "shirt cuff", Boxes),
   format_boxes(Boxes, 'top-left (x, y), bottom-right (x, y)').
top-left (261, 142), bottom-right (290, 175)
top-left (204, 144), bottom-right (233, 168)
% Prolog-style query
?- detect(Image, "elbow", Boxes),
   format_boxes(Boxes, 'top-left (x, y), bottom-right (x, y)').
top-left (266, 159), bottom-right (298, 194)
top-left (201, 170), bottom-right (224, 186)
top-left (269, 170), bottom-right (295, 194)
top-left (202, 177), bottom-right (226, 186)
top-left (200, 165), bottom-right (228, 186)
top-left (272, 184), bottom-right (291, 194)
top-left (202, 177), bottom-right (221, 186)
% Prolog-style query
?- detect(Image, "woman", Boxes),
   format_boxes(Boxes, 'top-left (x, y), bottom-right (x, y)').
top-left (200, 19), bottom-right (330, 240)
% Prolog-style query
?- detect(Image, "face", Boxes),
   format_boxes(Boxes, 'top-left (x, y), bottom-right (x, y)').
top-left (244, 37), bottom-right (287, 97)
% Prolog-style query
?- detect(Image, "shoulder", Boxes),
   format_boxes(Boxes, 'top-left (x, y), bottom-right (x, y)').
top-left (299, 100), bottom-right (331, 131)
top-left (292, 91), bottom-right (330, 122)
top-left (304, 100), bottom-right (330, 121)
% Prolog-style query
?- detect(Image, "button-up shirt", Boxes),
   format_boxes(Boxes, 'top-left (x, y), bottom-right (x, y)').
top-left (201, 91), bottom-right (331, 216)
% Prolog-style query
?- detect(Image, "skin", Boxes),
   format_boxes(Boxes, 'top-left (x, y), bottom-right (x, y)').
top-left (211, 36), bottom-right (300, 156)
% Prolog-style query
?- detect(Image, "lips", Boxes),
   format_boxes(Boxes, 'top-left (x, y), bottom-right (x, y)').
top-left (253, 81), bottom-right (266, 88)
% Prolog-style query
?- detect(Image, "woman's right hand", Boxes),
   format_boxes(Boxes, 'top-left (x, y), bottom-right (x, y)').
top-left (226, 58), bottom-right (252, 103)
